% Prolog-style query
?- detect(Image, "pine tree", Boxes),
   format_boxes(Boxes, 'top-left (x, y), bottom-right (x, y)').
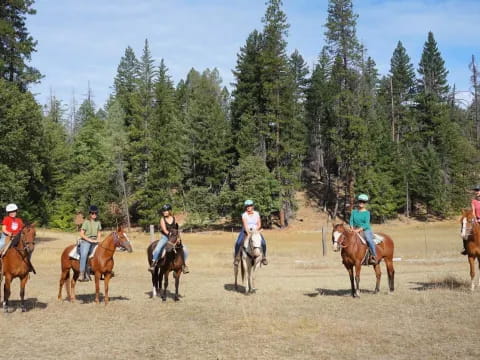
top-left (0, 0), bottom-right (41, 89)
top-left (418, 32), bottom-right (449, 100)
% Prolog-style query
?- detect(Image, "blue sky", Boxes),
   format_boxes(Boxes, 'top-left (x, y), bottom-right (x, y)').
top-left (27, 0), bottom-right (480, 109)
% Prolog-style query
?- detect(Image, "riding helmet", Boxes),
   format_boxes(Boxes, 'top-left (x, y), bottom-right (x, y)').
top-left (357, 194), bottom-right (369, 202)
top-left (473, 185), bottom-right (480, 191)
top-left (244, 199), bottom-right (254, 207)
top-left (162, 204), bottom-right (172, 212)
top-left (5, 203), bottom-right (18, 213)
top-left (89, 205), bottom-right (99, 214)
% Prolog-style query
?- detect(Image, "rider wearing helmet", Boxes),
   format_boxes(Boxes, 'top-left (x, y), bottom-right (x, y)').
top-left (233, 200), bottom-right (268, 265)
top-left (149, 204), bottom-right (189, 273)
top-left (78, 205), bottom-right (102, 282)
top-left (465, 185), bottom-right (480, 254)
top-left (349, 194), bottom-right (378, 265)
top-left (0, 203), bottom-right (24, 253)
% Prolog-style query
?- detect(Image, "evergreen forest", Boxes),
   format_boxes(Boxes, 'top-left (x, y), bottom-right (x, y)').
top-left (1, 0), bottom-right (479, 230)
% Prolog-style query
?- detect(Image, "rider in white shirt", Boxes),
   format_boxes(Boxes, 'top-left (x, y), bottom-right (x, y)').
top-left (234, 200), bottom-right (268, 265)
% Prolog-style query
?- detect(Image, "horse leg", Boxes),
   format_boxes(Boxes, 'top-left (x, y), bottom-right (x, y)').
top-left (477, 257), bottom-right (480, 288)
top-left (94, 272), bottom-right (101, 303)
top-left (71, 270), bottom-right (79, 302)
top-left (346, 266), bottom-right (355, 297)
top-left (354, 262), bottom-right (362, 298)
top-left (20, 276), bottom-right (28, 312)
top-left (162, 270), bottom-right (168, 301)
top-left (103, 273), bottom-right (112, 305)
top-left (468, 256), bottom-right (476, 291)
top-left (173, 270), bottom-right (181, 301)
top-left (151, 269), bottom-right (157, 298)
top-left (3, 273), bottom-right (12, 312)
top-left (373, 263), bottom-right (381, 294)
top-left (58, 269), bottom-right (70, 300)
top-left (385, 258), bottom-right (395, 292)
top-left (234, 261), bottom-right (239, 290)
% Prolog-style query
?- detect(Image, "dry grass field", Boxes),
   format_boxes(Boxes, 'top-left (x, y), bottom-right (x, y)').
top-left (0, 201), bottom-right (478, 359)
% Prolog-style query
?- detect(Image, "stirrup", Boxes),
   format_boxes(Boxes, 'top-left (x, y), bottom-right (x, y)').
top-left (261, 258), bottom-right (268, 265)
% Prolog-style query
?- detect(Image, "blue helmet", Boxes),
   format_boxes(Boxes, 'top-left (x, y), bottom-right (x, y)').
top-left (88, 205), bottom-right (99, 214)
top-left (244, 199), bottom-right (254, 207)
top-left (357, 194), bottom-right (369, 202)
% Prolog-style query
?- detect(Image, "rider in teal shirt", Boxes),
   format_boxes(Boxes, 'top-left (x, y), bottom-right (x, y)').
top-left (349, 194), bottom-right (377, 264)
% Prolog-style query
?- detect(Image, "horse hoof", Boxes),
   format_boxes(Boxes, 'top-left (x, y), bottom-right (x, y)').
top-left (21, 306), bottom-right (26, 313)
top-left (174, 297), bottom-right (179, 302)
top-left (162, 297), bottom-right (166, 302)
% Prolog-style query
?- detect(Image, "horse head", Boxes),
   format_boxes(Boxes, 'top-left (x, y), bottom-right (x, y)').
top-left (332, 223), bottom-right (357, 251)
top-left (460, 208), bottom-right (477, 240)
top-left (113, 225), bottom-right (133, 253)
top-left (244, 229), bottom-right (262, 257)
top-left (19, 223), bottom-right (36, 254)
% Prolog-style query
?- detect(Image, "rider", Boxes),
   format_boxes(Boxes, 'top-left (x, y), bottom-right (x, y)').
top-left (464, 185), bottom-right (480, 255)
top-left (78, 205), bottom-right (102, 282)
top-left (233, 200), bottom-right (268, 266)
top-left (350, 194), bottom-right (378, 265)
top-left (0, 203), bottom-right (24, 254)
top-left (149, 204), bottom-right (189, 274)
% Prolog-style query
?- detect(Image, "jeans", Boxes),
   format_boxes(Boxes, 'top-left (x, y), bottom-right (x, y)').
top-left (79, 239), bottom-right (94, 273)
top-left (234, 230), bottom-right (267, 257)
top-left (0, 233), bottom-right (6, 250)
top-left (364, 230), bottom-right (377, 257)
top-left (152, 236), bottom-right (189, 262)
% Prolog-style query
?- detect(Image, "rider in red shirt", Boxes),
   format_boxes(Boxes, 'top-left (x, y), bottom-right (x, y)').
top-left (0, 203), bottom-right (24, 253)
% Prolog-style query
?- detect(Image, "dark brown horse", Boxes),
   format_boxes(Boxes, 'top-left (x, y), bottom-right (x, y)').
top-left (147, 225), bottom-right (184, 301)
top-left (58, 225), bottom-right (132, 304)
top-left (0, 223), bottom-right (36, 312)
top-left (459, 209), bottom-right (480, 291)
top-left (332, 223), bottom-right (395, 297)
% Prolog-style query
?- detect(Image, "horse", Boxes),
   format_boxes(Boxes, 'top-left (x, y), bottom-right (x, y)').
top-left (58, 225), bottom-right (132, 305)
top-left (234, 230), bottom-right (263, 294)
top-left (0, 223), bottom-right (36, 312)
top-left (146, 225), bottom-right (185, 301)
top-left (332, 223), bottom-right (395, 297)
top-left (459, 209), bottom-right (480, 291)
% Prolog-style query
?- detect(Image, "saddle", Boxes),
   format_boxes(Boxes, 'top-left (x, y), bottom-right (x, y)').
top-left (68, 241), bottom-right (98, 260)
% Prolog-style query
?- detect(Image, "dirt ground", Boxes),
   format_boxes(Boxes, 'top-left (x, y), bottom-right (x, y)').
top-left (0, 201), bottom-right (478, 359)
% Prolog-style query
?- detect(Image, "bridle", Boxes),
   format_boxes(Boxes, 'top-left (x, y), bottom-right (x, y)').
top-left (99, 231), bottom-right (130, 252)
top-left (461, 216), bottom-right (476, 239)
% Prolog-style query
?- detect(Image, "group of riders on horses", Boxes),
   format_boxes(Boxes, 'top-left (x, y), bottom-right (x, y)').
top-left (3, 184), bottom-right (480, 276)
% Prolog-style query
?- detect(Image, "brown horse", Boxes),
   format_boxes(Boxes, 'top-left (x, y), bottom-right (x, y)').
top-left (146, 225), bottom-right (184, 301)
top-left (58, 225), bottom-right (132, 304)
top-left (459, 209), bottom-right (480, 291)
top-left (0, 223), bottom-right (36, 312)
top-left (332, 223), bottom-right (395, 297)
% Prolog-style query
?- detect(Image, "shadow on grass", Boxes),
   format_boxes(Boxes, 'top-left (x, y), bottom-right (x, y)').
top-left (305, 287), bottom-right (381, 297)
top-left (410, 276), bottom-right (470, 292)
top-left (3, 298), bottom-right (48, 313)
top-left (75, 294), bottom-right (130, 304)
top-left (36, 236), bottom-right (60, 243)
top-left (224, 283), bottom-right (246, 294)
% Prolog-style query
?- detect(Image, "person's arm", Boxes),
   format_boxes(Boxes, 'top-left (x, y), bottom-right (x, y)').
top-left (256, 212), bottom-right (262, 231)
top-left (242, 214), bottom-right (250, 233)
top-left (472, 200), bottom-right (477, 220)
top-left (349, 212), bottom-right (356, 229)
top-left (160, 218), bottom-right (168, 236)
top-left (2, 224), bottom-right (10, 236)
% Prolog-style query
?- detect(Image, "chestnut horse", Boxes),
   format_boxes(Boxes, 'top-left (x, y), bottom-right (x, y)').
top-left (147, 225), bottom-right (185, 301)
top-left (58, 226), bottom-right (132, 304)
top-left (459, 209), bottom-right (480, 291)
top-left (332, 224), bottom-right (395, 297)
top-left (0, 223), bottom-right (36, 312)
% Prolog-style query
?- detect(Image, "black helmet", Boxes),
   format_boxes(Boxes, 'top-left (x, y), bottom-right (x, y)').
top-left (89, 205), bottom-right (99, 214)
top-left (473, 185), bottom-right (480, 191)
top-left (161, 204), bottom-right (172, 212)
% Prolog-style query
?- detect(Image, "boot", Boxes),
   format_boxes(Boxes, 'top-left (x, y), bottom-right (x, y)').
top-left (369, 255), bottom-right (378, 265)
top-left (148, 259), bottom-right (158, 273)
top-left (261, 257), bottom-right (268, 265)
top-left (461, 240), bottom-right (468, 255)
top-left (182, 264), bottom-right (190, 274)
top-left (78, 272), bottom-right (89, 282)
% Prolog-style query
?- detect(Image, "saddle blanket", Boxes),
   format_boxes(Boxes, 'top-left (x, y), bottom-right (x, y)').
top-left (68, 242), bottom-right (98, 260)
top-left (359, 233), bottom-right (384, 245)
